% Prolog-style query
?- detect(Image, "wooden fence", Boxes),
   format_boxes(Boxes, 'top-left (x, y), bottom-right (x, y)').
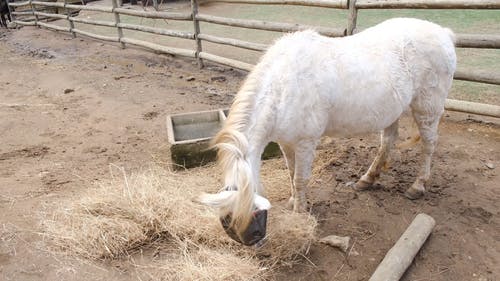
top-left (7, 0), bottom-right (500, 118)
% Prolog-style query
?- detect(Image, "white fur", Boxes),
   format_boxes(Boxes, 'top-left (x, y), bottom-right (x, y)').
top-left (202, 18), bottom-right (456, 230)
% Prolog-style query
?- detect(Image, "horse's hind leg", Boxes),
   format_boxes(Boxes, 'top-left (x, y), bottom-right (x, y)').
top-left (405, 106), bottom-right (443, 199)
top-left (354, 120), bottom-right (399, 190)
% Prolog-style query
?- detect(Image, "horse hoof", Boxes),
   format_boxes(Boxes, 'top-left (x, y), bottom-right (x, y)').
top-left (404, 187), bottom-right (424, 200)
top-left (353, 179), bottom-right (372, 191)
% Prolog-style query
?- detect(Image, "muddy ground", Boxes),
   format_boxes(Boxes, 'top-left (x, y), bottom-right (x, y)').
top-left (0, 27), bottom-right (499, 281)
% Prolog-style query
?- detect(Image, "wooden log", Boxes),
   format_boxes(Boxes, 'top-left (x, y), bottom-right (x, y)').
top-left (198, 33), bottom-right (268, 51)
top-left (31, 1), bottom-right (113, 13)
top-left (69, 17), bottom-right (117, 27)
top-left (28, 0), bottom-right (39, 25)
top-left (64, 3), bottom-right (112, 13)
top-left (346, 0), bottom-right (358, 35)
top-left (198, 52), bottom-right (254, 71)
top-left (13, 20), bottom-right (36, 26)
top-left (71, 28), bottom-right (120, 42)
top-left (369, 213), bottom-right (436, 281)
top-left (445, 99), bottom-right (500, 118)
top-left (120, 37), bottom-right (196, 57)
top-left (456, 34), bottom-right (500, 49)
top-left (191, 0), bottom-right (204, 67)
top-left (356, 0), bottom-right (500, 9)
top-left (12, 11), bottom-right (33, 16)
top-left (63, 0), bottom-right (76, 38)
top-left (33, 11), bottom-right (67, 20)
top-left (8, 1), bottom-right (30, 7)
top-left (67, 3), bottom-right (113, 13)
top-left (31, 1), bottom-right (65, 8)
top-left (117, 23), bottom-right (195, 39)
top-left (6, 0), bottom-right (15, 22)
top-left (198, 0), bottom-right (348, 8)
top-left (113, 8), bottom-right (192, 20)
top-left (38, 21), bottom-right (71, 32)
top-left (454, 69), bottom-right (500, 85)
top-left (196, 14), bottom-right (345, 37)
top-left (111, 0), bottom-right (125, 48)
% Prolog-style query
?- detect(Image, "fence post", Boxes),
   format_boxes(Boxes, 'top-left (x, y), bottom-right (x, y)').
top-left (190, 0), bottom-right (204, 68)
top-left (64, 0), bottom-right (76, 38)
top-left (6, 0), bottom-right (15, 24)
top-left (347, 0), bottom-right (358, 35)
top-left (28, 0), bottom-right (39, 27)
top-left (111, 0), bottom-right (125, 48)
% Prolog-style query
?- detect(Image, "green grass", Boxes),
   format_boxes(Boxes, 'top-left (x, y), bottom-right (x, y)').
top-left (50, 2), bottom-right (499, 104)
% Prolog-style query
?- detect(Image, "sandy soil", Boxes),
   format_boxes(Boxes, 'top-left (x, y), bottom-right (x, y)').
top-left (0, 27), bottom-right (499, 281)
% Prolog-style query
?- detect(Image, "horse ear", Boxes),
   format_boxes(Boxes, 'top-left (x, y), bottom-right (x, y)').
top-left (254, 194), bottom-right (271, 210)
top-left (196, 190), bottom-right (237, 210)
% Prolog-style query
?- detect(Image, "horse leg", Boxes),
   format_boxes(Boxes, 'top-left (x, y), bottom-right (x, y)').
top-left (405, 109), bottom-right (442, 199)
top-left (292, 140), bottom-right (318, 212)
top-left (279, 144), bottom-right (296, 210)
top-left (354, 120), bottom-right (399, 190)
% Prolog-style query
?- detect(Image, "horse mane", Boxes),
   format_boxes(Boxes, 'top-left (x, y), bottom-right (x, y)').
top-left (206, 70), bottom-right (263, 230)
top-left (200, 34), bottom-right (294, 230)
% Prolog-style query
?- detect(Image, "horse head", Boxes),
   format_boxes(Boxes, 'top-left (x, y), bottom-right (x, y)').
top-left (199, 189), bottom-right (270, 246)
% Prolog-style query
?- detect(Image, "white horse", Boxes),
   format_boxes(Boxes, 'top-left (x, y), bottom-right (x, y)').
top-left (199, 18), bottom-right (456, 245)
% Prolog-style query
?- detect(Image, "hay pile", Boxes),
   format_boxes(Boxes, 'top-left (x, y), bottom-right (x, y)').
top-left (42, 165), bottom-right (317, 280)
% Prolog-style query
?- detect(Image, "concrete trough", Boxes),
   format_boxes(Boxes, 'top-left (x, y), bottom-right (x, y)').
top-left (167, 109), bottom-right (281, 169)
top-left (167, 109), bottom-right (226, 169)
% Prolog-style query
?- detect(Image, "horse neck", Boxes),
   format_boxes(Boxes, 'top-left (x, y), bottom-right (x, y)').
top-left (219, 71), bottom-right (270, 194)
top-left (217, 125), bottom-right (265, 195)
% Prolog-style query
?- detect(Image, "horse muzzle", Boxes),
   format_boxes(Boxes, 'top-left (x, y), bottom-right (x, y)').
top-left (220, 209), bottom-right (268, 246)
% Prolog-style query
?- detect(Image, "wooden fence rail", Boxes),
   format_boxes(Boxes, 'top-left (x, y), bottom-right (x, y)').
top-left (7, 0), bottom-right (500, 117)
top-left (195, 14), bottom-right (346, 37)
top-left (355, 0), bottom-right (500, 9)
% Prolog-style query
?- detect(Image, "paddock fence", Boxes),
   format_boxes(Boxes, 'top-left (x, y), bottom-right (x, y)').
top-left (7, 0), bottom-right (500, 118)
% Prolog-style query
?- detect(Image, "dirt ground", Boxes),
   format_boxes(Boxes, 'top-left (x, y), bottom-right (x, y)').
top-left (0, 27), bottom-right (499, 281)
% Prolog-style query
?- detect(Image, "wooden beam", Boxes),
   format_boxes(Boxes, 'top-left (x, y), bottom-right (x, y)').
top-left (347, 0), bottom-right (358, 35)
top-left (199, 0), bottom-right (348, 8)
top-left (454, 69), bottom-right (500, 85)
top-left (199, 52), bottom-right (254, 71)
top-left (456, 33), bottom-right (500, 48)
top-left (369, 214), bottom-right (436, 281)
top-left (113, 8), bottom-right (192, 20)
top-left (356, 0), bottom-right (500, 9)
top-left (196, 14), bottom-right (345, 37)
top-left (71, 28), bottom-right (120, 42)
top-left (198, 33), bottom-right (268, 51)
top-left (38, 21), bottom-right (71, 32)
top-left (117, 23), bottom-right (195, 39)
top-left (69, 17), bottom-right (117, 27)
top-left (120, 37), bottom-right (196, 57)
top-left (445, 99), bottom-right (500, 117)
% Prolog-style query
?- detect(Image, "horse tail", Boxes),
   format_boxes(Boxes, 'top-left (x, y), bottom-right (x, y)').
top-left (200, 129), bottom-right (255, 230)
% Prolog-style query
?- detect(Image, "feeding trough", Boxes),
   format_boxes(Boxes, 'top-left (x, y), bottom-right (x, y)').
top-left (167, 109), bottom-right (226, 169)
top-left (167, 109), bottom-right (281, 169)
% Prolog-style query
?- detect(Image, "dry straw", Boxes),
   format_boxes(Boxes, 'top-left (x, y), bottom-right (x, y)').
top-left (42, 164), bottom-right (317, 280)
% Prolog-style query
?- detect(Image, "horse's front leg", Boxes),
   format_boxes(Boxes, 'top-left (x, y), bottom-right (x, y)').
top-left (291, 140), bottom-right (318, 212)
top-left (280, 144), bottom-right (296, 210)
